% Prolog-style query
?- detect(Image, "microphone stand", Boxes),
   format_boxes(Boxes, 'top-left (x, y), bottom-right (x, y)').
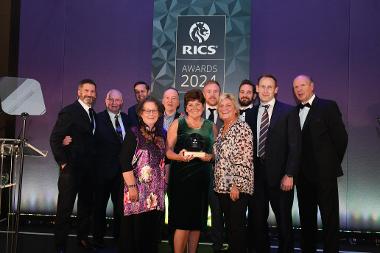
top-left (11, 112), bottom-right (29, 253)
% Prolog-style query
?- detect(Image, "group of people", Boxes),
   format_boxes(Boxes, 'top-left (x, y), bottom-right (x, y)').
top-left (49, 74), bottom-right (348, 253)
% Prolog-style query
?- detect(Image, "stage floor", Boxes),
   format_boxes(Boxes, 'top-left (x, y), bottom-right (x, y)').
top-left (0, 221), bottom-right (379, 253)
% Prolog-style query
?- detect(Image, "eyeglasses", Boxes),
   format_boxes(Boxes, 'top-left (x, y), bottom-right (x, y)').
top-left (106, 98), bottom-right (122, 103)
top-left (143, 109), bottom-right (159, 115)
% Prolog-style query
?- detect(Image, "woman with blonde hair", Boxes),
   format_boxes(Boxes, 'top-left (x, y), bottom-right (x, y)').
top-left (213, 93), bottom-right (254, 253)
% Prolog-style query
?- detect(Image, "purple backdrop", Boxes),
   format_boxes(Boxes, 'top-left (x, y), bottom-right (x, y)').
top-left (16, 0), bottom-right (380, 231)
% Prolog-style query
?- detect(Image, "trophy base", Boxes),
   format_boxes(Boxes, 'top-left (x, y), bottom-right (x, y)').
top-left (184, 151), bottom-right (205, 158)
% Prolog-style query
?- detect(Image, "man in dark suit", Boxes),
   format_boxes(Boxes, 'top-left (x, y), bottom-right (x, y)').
top-left (246, 74), bottom-right (301, 253)
top-left (127, 81), bottom-right (150, 127)
top-left (202, 80), bottom-right (224, 252)
top-left (50, 79), bottom-right (97, 253)
top-left (238, 79), bottom-right (257, 122)
top-left (92, 89), bottom-right (128, 247)
top-left (293, 75), bottom-right (348, 253)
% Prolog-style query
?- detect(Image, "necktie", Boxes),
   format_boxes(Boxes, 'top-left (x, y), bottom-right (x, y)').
top-left (240, 109), bottom-right (247, 115)
top-left (298, 103), bottom-right (311, 109)
top-left (114, 114), bottom-right (123, 142)
top-left (258, 105), bottom-right (270, 158)
top-left (208, 108), bottom-right (216, 123)
top-left (89, 108), bottom-right (95, 132)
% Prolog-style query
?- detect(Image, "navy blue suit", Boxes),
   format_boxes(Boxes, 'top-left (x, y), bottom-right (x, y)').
top-left (245, 100), bottom-right (301, 253)
top-left (93, 110), bottom-right (128, 242)
top-left (127, 104), bottom-right (139, 127)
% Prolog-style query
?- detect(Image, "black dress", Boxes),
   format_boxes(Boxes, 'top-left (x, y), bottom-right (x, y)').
top-left (168, 117), bottom-right (214, 230)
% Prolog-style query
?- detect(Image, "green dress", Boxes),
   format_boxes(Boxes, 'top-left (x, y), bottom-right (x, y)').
top-left (168, 117), bottom-right (214, 230)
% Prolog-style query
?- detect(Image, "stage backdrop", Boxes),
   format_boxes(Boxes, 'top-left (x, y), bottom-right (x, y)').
top-left (151, 0), bottom-right (251, 97)
top-left (14, 0), bottom-right (380, 231)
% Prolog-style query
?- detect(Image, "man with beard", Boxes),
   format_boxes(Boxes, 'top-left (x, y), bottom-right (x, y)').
top-left (50, 79), bottom-right (97, 253)
top-left (238, 79), bottom-right (258, 122)
top-left (127, 81), bottom-right (150, 127)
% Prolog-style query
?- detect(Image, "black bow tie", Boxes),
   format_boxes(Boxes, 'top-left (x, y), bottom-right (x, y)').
top-left (240, 109), bottom-right (247, 115)
top-left (298, 103), bottom-right (311, 109)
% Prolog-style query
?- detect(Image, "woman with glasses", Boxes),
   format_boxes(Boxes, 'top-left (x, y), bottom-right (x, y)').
top-left (166, 89), bottom-right (217, 253)
top-left (119, 97), bottom-right (166, 253)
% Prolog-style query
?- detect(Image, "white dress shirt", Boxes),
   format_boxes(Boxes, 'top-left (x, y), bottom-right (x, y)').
top-left (205, 104), bottom-right (218, 124)
top-left (299, 94), bottom-right (315, 130)
top-left (78, 99), bottom-right (95, 133)
top-left (108, 110), bottom-right (126, 139)
top-left (239, 103), bottom-right (253, 122)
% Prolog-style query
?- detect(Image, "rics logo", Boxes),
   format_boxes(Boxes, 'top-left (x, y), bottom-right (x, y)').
top-left (189, 22), bottom-right (210, 43)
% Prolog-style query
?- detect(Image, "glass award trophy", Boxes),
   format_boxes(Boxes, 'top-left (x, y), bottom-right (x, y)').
top-left (184, 133), bottom-right (206, 158)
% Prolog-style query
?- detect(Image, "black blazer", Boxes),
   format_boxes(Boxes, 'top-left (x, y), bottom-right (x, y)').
top-left (245, 100), bottom-right (302, 186)
top-left (94, 110), bottom-right (129, 179)
top-left (299, 97), bottom-right (348, 181)
top-left (50, 100), bottom-right (96, 168)
top-left (126, 104), bottom-right (138, 127)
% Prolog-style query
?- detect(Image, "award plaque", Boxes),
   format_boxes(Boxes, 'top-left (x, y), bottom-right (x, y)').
top-left (184, 151), bottom-right (205, 158)
top-left (184, 133), bottom-right (206, 158)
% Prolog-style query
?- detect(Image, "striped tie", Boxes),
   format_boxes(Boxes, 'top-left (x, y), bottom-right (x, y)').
top-left (115, 114), bottom-right (123, 142)
top-left (258, 105), bottom-right (270, 158)
top-left (89, 108), bottom-right (95, 133)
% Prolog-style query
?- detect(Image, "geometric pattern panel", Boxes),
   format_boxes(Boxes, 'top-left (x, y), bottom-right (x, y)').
top-left (151, 0), bottom-right (251, 97)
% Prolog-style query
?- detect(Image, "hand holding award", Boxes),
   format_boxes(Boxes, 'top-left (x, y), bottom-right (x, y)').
top-left (183, 133), bottom-right (206, 158)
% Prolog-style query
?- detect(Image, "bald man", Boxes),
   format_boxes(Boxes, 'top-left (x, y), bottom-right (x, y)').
top-left (93, 89), bottom-right (129, 247)
top-left (293, 75), bottom-right (347, 253)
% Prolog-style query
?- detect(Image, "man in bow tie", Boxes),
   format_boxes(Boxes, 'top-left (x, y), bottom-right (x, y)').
top-left (293, 75), bottom-right (348, 253)
top-left (50, 79), bottom-right (97, 253)
top-left (245, 74), bottom-right (301, 253)
top-left (238, 79), bottom-right (258, 121)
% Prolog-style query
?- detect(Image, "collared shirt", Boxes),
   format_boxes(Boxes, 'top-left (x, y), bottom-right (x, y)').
top-left (205, 104), bottom-right (218, 124)
top-left (299, 94), bottom-right (315, 129)
top-left (239, 103), bottom-right (253, 122)
top-left (107, 110), bottom-right (126, 139)
top-left (163, 111), bottom-right (177, 131)
top-left (78, 99), bottom-right (96, 133)
top-left (256, 98), bottom-right (276, 157)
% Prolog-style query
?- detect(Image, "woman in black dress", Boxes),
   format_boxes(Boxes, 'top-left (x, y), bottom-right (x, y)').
top-left (166, 89), bottom-right (217, 253)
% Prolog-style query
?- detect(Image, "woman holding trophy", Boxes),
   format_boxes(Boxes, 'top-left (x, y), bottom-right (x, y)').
top-left (213, 93), bottom-right (254, 253)
top-left (166, 89), bottom-right (217, 253)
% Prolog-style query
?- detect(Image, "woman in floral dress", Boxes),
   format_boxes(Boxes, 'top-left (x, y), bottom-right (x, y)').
top-left (119, 97), bottom-right (166, 253)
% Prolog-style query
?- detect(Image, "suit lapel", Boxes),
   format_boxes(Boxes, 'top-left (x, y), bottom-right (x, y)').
top-left (105, 111), bottom-right (120, 142)
top-left (251, 106), bottom-right (259, 154)
top-left (302, 96), bottom-right (319, 131)
top-left (121, 113), bottom-right (129, 129)
top-left (252, 106), bottom-right (259, 135)
top-left (268, 101), bottom-right (281, 131)
top-left (75, 101), bottom-right (92, 132)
